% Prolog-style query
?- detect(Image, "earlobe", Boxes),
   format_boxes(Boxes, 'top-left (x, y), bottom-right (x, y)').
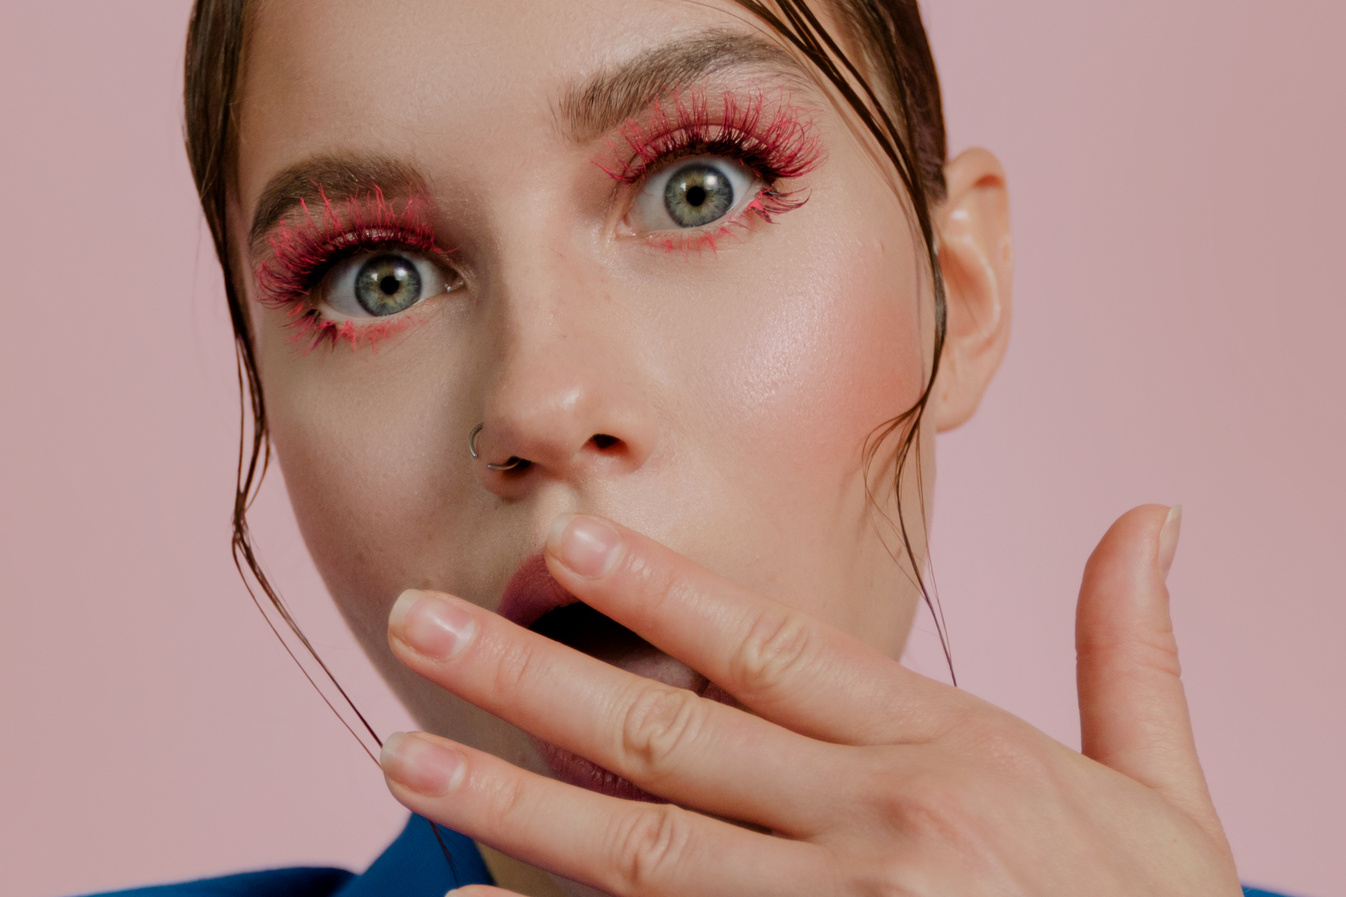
top-left (931, 147), bottom-right (1013, 432)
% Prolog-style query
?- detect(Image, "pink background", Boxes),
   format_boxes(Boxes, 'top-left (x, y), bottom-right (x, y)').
top-left (1, 2), bottom-right (1341, 895)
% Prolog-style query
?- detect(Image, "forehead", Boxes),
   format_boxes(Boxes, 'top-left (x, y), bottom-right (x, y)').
top-left (235, 0), bottom-right (813, 207)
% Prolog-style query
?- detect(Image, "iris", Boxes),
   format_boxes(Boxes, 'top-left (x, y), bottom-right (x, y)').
top-left (664, 162), bottom-right (735, 227)
top-left (352, 254), bottom-right (423, 316)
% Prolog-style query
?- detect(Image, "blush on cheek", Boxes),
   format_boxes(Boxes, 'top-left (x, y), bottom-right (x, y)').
top-left (711, 232), bottom-right (926, 473)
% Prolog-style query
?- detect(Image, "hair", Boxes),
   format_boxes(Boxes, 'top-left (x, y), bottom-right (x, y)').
top-left (182, 0), bottom-right (953, 760)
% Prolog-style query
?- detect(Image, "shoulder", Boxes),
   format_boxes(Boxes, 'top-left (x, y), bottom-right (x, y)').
top-left (76, 866), bottom-right (354, 897)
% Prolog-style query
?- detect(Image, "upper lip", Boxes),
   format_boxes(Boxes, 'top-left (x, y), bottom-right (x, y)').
top-left (497, 551), bottom-right (580, 629)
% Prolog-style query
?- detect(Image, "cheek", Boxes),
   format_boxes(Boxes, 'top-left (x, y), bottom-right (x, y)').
top-left (255, 319), bottom-right (478, 639)
top-left (683, 204), bottom-right (927, 516)
top-left (650, 194), bottom-right (927, 644)
top-left (733, 240), bottom-right (923, 449)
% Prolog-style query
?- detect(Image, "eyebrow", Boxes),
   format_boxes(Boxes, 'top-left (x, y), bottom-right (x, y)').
top-left (556, 29), bottom-right (811, 142)
top-left (248, 30), bottom-right (810, 250)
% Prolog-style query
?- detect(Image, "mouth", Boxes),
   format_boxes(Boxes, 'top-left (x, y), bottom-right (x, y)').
top-left (498, 551), bottom-right (709, 800)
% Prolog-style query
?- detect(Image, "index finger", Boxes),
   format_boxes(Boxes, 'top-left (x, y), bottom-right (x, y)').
top-left (544, 513), bottom-right (958, 745)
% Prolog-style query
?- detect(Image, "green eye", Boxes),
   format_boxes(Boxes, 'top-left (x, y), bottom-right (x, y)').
top-left (353, 254), bottom-right (423, 316)
top-left (663, 162), bottom-right (737, 227)
top-left (628, 154), bottom-right (759, 235)
top-left (323, 250), bottom-right (454, 319)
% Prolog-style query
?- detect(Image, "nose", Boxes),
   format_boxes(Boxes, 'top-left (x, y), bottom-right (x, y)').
top-left (471, 265), bottom-right (658, 497)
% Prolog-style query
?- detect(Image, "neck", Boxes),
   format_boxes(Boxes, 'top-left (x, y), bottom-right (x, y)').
top-left (477, 842), bottom-right (569, 897)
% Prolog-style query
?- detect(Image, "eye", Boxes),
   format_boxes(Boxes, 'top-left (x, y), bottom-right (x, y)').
top-left (628, 155), bottom-right (761, 232)
top-left (322, 251), bottom-right (457, 318)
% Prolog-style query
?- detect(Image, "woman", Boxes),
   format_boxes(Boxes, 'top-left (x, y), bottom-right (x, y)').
top-left (96, 0), bottom-right (1286, 894)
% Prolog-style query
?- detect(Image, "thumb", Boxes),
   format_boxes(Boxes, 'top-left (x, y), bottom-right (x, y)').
top-left (1076, 504), bottom-right (1222, 836)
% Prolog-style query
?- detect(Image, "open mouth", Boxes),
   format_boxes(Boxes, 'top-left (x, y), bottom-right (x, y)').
top-left (498, 551), bottom-right (708, 799)
top-left (529, 602), bottom-right (709, 694)
top-left (527, 603), bottom-right (708, 801)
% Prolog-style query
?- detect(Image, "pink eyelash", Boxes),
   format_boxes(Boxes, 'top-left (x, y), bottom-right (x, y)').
top-left (278, 304), bottom-right (420, 352)
top-left (253, 186), bottom-right (446, 351)
top-left (603, 89), bottom-right (824, 184)
top-left (599, 89), bottom-right (824, 254)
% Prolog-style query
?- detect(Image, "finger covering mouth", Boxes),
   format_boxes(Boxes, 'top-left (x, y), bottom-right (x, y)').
top-left (498, 550), bottom-right (711, 798)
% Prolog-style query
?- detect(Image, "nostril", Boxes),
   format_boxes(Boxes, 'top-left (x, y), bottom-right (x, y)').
top-left (590, 434), bottom-right (619, 450)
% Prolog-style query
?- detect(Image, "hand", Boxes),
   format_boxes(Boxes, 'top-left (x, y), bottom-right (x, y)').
top-left (379, 504), bottom-right (1242, 896)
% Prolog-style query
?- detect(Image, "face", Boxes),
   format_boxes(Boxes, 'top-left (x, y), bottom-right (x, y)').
top-left (232, 0), bottom-right (938, 773)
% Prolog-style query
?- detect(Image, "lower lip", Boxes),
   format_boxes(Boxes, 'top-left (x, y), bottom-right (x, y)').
top-left (531, 737), bottom-right (663, 802)
top-left (529, 683), bottom-right (737, 803)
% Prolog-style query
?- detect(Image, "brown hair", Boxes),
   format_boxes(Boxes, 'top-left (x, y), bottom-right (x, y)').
top-left (182, 0), bottom-right (953, 751)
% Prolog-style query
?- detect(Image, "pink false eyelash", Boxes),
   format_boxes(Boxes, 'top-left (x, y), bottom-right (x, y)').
top-left (604, 88), bottom-right (824, 184)
top-left (253, 186), bottom-right (446, 351)
top-left (601, 89), bottom-right (824, 254)
top-left (280, 304), bottom-right (420, 352)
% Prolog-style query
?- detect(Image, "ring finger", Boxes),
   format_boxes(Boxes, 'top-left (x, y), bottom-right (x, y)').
top-left (382, 731), bottom-right (836, 897)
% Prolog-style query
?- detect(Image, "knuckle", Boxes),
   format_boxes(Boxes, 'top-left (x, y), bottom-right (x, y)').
top-left (835, 847), bottom-right (924, 897)
top-left (1078, 626), bottom-right (1183, 680)
top-left (623, 549), bottom-right (685, 615)
top-left (886, 766), bottom-right (973, 840)
top-left (970, 721), bottom-right (1055, 784)
top-left (489, 637), bottom-right (543, 696)
top-left (480, 769), bottom-right (529, 829)
top-left (731, 607), bottom-right (816, 696)
top-left (618, 684), bottom-right (705, 780)
top-left (1132, 629), bottom-right (1184, 678)
top-left (854, 868), bottom-right (923, 897)
top-left (608, 803), bottom-right (691, 894)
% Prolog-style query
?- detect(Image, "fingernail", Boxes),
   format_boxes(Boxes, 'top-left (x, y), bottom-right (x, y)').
top-left (390, 590), bottom-right (476, 659)
top-left (1157, 505), bottom-right (1182, 580)
top-left (547, 513), bottom-right (622, 578)
top-left (381, 732), bottom-right (465, 795)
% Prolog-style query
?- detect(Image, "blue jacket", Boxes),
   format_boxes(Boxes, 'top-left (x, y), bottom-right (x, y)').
top-left (88, 817), bottom-right (490, 896)
top-left (84, 816), bottom-right (1298, 897)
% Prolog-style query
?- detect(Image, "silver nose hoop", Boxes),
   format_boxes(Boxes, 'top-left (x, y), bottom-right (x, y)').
top-left (468, 423), bottom-right (525, 472)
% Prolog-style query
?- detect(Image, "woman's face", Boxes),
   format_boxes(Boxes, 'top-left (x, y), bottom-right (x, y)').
top-left (232, 0), bottom-right (937, 767)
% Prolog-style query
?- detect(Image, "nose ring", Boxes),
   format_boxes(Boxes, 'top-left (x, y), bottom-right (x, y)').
top-left (468, 423), bottom-right (526, 472)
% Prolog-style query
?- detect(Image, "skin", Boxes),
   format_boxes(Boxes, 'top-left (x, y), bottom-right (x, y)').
top-left (230, 1), bottom-right (1241, 894)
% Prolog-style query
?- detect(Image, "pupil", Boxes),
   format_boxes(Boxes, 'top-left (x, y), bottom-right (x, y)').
top-left (354, 254), bottom-right (422, 316)
top-left (686, 185), bottom-right (707, 207)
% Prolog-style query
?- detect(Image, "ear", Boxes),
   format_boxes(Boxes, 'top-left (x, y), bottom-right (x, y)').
top-left (930, 147), bottom-right (1013, 432)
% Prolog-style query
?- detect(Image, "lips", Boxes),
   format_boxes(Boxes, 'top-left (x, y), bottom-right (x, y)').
top-left (497, 549), bottom-right (710, 799)
top-left (497, 552), bottom-right (580, 630)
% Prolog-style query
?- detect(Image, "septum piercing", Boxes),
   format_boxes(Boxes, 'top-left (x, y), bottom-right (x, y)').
top-left (468, 423), bottom-right (526, 472)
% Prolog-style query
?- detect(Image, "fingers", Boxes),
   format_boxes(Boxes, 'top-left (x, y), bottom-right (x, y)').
top-left (387, 588), bottom-right (853, 835)
top-left (381, 731), bottom-right (833, 897)
top-left (543, 514), bottom-right (955, 745)
top-left (1075, 505), bottom-right (1223, 839)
